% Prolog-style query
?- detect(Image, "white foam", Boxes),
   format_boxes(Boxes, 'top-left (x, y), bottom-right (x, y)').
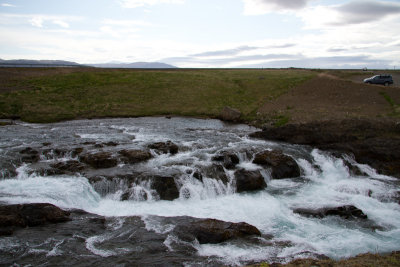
top-left (0, 176), bottom-right (100, 210)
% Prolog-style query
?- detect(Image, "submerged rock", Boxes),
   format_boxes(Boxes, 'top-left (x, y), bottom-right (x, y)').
top-left (0, 203), bottom-right (70, 235)
top-left (19, 147), bottom-right (40, 163)
top-left (202, 164), bottom-right (229, 184)
top-left (253, 150), bottom-right (300, 179)
top-left (79, 152), bottom-right (118, 169)
top-left (212, 152), bottom-right (240, 169)
top-left (148, 141), bottom-right (179, 154)
top-left (235, 169), bottom-right (267, 193)
top-left (51, 160), bottom-right (86, 174)
top-left (293, 205), bottom-right (368, 220)
top-left (173, 217), bottom-right (261, 244)
top-left (118, 149), bottom-right (152, 164)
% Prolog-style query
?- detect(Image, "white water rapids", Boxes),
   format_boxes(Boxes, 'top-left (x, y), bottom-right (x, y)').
top-left (0, 117), bottom-right (399, 266)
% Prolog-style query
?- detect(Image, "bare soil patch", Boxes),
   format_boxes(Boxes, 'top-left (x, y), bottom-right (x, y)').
top-left (258, 74), bottom-right (400, 124)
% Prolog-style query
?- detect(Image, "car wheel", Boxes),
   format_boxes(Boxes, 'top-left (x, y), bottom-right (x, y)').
top-left (384, 82), bottom-right (389, 86)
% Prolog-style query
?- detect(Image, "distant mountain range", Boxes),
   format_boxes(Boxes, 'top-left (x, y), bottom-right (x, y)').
top-left (0, 59), bottom-right (84, 67)
top-left (89, 62), bottom-right (177, 68)
top-left (0, 59), bottom-right (177, 69)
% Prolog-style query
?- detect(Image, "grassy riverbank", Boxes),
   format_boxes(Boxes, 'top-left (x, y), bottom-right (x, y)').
top-left (0, 68), bottom-right (314, 123)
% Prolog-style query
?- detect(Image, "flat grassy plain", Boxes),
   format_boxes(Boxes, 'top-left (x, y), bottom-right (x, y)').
top-left (0, 68), bottom-right (315, 123)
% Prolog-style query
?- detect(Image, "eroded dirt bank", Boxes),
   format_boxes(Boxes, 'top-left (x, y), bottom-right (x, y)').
top-left (251, 119), bottom-right (400, 178)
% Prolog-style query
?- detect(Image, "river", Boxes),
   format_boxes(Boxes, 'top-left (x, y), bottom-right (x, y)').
top-left (0, 117), bottom-right (399, 266)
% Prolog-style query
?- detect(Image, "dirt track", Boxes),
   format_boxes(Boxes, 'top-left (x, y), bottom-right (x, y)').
top-left (258, 74), bottom-right (400, 124)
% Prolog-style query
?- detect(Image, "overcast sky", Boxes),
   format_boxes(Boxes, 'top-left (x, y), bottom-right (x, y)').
top-left (1, 0), bottom-right (399, 68)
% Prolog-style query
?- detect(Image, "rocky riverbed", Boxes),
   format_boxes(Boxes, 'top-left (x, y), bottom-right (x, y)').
top-left (1, 117), bottom-right (399, 266)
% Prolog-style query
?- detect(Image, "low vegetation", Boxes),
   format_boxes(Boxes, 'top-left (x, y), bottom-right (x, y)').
top-left (0, 68), bottom-right (315, 123)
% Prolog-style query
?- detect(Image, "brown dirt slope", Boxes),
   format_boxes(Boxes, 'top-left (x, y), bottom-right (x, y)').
top-left (258, 73), bottom-right (400, 124)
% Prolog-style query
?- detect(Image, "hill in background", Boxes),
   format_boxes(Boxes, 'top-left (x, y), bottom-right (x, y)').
top-left (0, 59), bottom-right (176, 69)
top-left (89, 62), bottom-right (177, 68)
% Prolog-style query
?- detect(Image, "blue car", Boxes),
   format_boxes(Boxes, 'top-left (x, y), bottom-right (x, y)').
top-left (363, 74), bottom-right (393, 86)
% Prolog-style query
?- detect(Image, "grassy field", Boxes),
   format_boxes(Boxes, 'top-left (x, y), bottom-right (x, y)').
top-left (0, 68), bottom-right (315, 123)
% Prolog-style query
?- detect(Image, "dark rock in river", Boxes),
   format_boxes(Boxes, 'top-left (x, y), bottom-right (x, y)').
top-left (212, 152), bottom-right (240, 169)
top-left (118, 149), bottom-right (152, 164)
top-left (253, 150), bottom-right (300, 179)
top-left (149, 175), bottom-right (180, 201)
top-left (220, 106), bottom-right (241, 122)
top-left (19, 147), bottom-right (40, 163)
top-left (51, 160), bottom-right (86, 174)
top-left (293, 205), bottom-right (368, 220)
top-left (173, 217), bottom-right (261, 244)
top-left (79, 152), bottom-right (118, 169)
top-left (0, 203), bottom-right (70, 235)
top-left (148, 141), bottom-right (179, 155)
top-left (202, 164), bottom-right (229, 184)
top-left (250, 119), bottom-right (400, 178)
top-left (235, 169), bottom-right (267, 193)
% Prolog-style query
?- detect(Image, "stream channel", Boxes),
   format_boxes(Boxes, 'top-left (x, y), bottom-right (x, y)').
top-left (0, 117), bottom-right (399, 266)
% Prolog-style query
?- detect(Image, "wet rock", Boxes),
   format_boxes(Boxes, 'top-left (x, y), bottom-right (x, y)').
top-left (293, 205), bottom-right (368, 220)
top-left (253, 150), bottom-right (300, 179)
top-left (42, 148), bottom-right (68, 158)
top-left (173, 217), bottom-right (261, 244)
top-left (50, 160), bottom-right (86, 174)
top-left (0, 203), bottom-right (70, 235)
top-left (150, 175), bottom-right (180, 201)
top-left (118, 149), bottom-right (152, 164)
top-left (79, 152), bottom-right (118, 169)
top-left (19, 147), bottom-right (40, 163)
top-left (235, 169), bottom-right (267, 193)
top-left (103, 141), bottom-right (118, 147)
top-left (202, 164), bottom-right (229, 184)
top-left (220, 106), bottom-right (241, 122)
top-left (148, 141), bottom-right (179, 154)
top-left (192, 170), bottom-right (203, 182)
top-left (72, 147), bottom-right (84, 157)
top-left (212, 152), bottom-right (240, 169)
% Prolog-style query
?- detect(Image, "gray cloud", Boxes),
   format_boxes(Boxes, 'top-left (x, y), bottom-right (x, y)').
top-left (239, 55), bottom-right (392, 69)
top-left (327, 48), bottom-right (349, 53)
top-left (163, 53), bottom-right (299, 66)
top-left (335, 0), bottom-right (400, 25)
top-left (190, 46), bottom-right (258, 57)
top-left (190, 44), bottom-right (296, 58)
top-left (164, 53), bottom-right (393, 69)
top-left (257, 0), bottom-right (311, 10)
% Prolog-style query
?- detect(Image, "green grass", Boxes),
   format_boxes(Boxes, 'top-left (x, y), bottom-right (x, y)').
top-left (0, 68), bottom-right (315, 123)
top-left (380, 91), bottom-right (400, 117)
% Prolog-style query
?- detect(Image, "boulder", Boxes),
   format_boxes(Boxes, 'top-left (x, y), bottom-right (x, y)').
top-left (235, 169), bottom-right (267, 193)
top-left (148, 141), bottom-right (179, 154)
top-left (150, 175), bottom-right (180, 201)
top-left (0, 203), bottom-right (70, 235)
top-left (202, 164), bottom-right (229, 184)
top-left (212, 152), bottom-right (239, 169)
top-left (293, 205), bottom-right (368, 220)
top-left (173, 218), bottom-right (261, 244)
top-left (253, 150), bottom-right (300, 179)
top-left (79, 152), bottom-right (118, 169)
top-left (51, 160), bottom-right (86, 173)
top-left (220, 106), bottom-right (241, 122)
top-left (19, 147), bottom-right (40, 163)
top-left (118, 149), bottom-right (152, 164)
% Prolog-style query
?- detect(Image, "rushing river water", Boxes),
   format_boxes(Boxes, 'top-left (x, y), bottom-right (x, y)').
top-left (0, 117), bottom-right (400, 266)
